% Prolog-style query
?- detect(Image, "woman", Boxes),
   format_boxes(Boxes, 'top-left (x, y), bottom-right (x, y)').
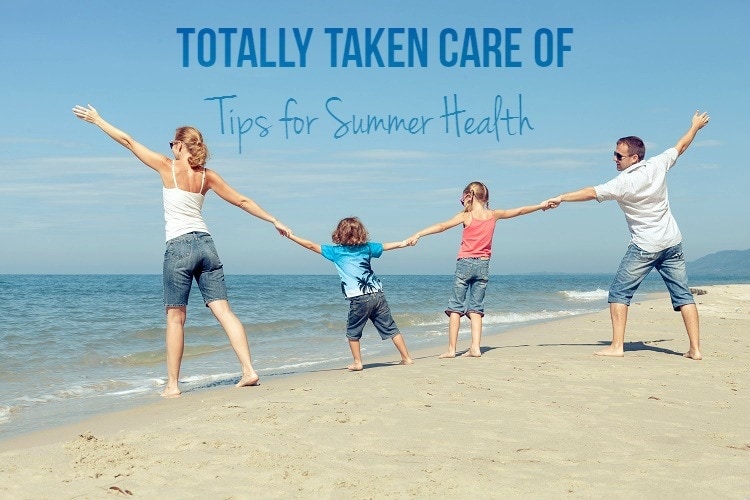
top-left (72, 104), bottom-right (291, 397)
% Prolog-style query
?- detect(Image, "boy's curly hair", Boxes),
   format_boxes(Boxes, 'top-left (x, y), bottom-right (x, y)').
top-left (331, 217), bottom-right (369, 246)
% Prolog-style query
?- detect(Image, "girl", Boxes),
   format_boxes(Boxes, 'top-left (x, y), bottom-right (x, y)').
top-left (286, 217), bottom-right (413, 371)
top-left (408, 181), bottom-right (551, 358)
top-left (72, 104), bottom-right (290, 397)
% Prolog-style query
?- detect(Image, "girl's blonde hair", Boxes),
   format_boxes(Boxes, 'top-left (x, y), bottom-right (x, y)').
top-left (461, 181), bottom-right (489, 212)
top-left (174, 126), bottom-right (209, 168)
top-left (331, 217), bottom-right (369, 246)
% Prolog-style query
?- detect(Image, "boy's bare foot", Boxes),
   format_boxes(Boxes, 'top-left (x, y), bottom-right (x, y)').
top-left (236, 372), bottom-right (260, 387)
top-left (461, 349), bottom-right (482, 357)
top-left (347, 362), bottom-right (363, 371)
top-left (594, 346), bottom-right (624, 357)
top-left (683, 350), bottom-right (702, 360)
top-left (400, 358), bottom-right (414, 365)
top-left (438, 351), bottom-right (456, 359)
top-left (161, 386), bottom-right (181, 398)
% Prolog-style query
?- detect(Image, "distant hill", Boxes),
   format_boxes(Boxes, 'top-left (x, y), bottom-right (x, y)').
top-left (688, 249), bottom-right (750, 275)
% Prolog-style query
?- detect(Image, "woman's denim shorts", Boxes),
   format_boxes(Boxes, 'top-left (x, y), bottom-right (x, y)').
top-left (163, 232), bottom-right (228, 308)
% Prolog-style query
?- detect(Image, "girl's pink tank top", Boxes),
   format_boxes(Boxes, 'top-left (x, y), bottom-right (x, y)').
top-left (457, 217), bottom-right (496, 259)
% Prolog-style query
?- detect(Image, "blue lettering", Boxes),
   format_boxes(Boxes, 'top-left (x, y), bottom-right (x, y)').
top-left (238, 28), bottom-right (257, 67)
top-left (506, 28), bottom-right (522, 67)
top-left (204, 95), bottom-right (270, 154)
top-left (280, 98), bottom-right (319, 138)
top-left (365, 28), bottom-right (385, 67)
top-left (460, 28), bottom-right (480, 67)
top-left (218, 28), bottom-right (237, 67)
top-left (388, 28), bottom-right (404, 67)
top-left (197, 28), bottom-right (216, 67)
top-left (294, 28), bottom-right (313, 67)
top-left (177, 28), bottom-right (195, 67)
top-left (556, 28), bottom-right (573, 67)
top-left (325, 28), bottom-right (344, 67)
top-left (440, 94), bottom-right (533, 141)
top-left (326, 97), bottom-right (432, 139)
top-left (342, 29), bottom-right (362, 67)
top-left (439, 28), bottom-right (459, 67)
top-left (259, 28), bottom-right (275, 67)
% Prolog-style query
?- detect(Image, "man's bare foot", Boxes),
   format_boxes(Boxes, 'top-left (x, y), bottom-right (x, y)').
top-left (161, 386), bottom-right (181, 398)
top-left (236, 372), bottom-right (260, 387)
top-left (461, 349), bottom-right (482, 357)
top-left (438, 351), bottom-right (456, 359)
top-left (683, 350), bottom-right (702, 360)
top-left (399, 358), bottom-right (414, 365)
top-left (594, 346), bottom-right (624, 357)
top-left (347, 362), bottom-right (363, 371)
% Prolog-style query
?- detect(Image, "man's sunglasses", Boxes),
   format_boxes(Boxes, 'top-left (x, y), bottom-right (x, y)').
top-left (614, 151), bottom-right (634, 161)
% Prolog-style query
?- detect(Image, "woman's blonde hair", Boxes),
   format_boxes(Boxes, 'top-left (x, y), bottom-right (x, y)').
top-left (174, 126), bottom-right (209, 168)
top-left (461, 181), bottom-right (489, 212)
top-left (331, 217), bottom-right (369, 246)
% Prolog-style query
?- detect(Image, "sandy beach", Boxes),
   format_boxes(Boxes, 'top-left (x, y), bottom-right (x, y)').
top-left (1, 284), bottom-right (748, 499)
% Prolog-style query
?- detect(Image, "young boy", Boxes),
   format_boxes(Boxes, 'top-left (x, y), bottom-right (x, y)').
top-left (286, 217), bottom-right (413, 371)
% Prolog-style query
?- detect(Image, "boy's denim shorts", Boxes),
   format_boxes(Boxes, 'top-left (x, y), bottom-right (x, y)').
top-left (446, 257), bottom-right (490, 317)
top-left (609, 242), bottom-right (694, 311)
top-left (163, 232), bottom-right (228, 308)
top-left (346, 291), bottom-right (400, 341)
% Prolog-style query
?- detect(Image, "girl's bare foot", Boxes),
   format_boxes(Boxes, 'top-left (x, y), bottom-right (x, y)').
top-left (400, 358), bottom-right (414, 365)
top-left (347, 362), bottom-right (363, 371)
top-left (438, 351), bottom-right (456, 359)
top-left (684, 350), bottom-right (702, 360)
top-left (461, 349), bottom-right (482, 357)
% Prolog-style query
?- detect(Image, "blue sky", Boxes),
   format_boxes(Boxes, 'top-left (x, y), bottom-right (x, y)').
top-left (1, 1), bottom-right (747, 275)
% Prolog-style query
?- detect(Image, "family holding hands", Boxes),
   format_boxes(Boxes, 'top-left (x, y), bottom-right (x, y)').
top-left (73, 103), bottom-right (709, 397)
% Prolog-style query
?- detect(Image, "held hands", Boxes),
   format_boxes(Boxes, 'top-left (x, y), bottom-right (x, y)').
top-left (542, 197), bottom-right (561, 210)
top-left (72, 104), bottom-right (100, 124)
top-left (405, 234), bottom-right (421, 246)
top-left (273, 220), bottom-right (292, 237)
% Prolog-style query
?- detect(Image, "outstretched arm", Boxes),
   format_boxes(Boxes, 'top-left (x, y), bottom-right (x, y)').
top-left (207, 170), bottom-right (291, 236)
top-left (406, 212), bottom-right (465, 246)
top-left (674, 110), bottom-right (710, 156)
top-left (286, 233), bottom-right (322, 254)
top-left (546, 187), bottom-right (597, 208)
top-left (493, 201), bottom-right (553, 220)
top-left (72, 104), bottom-right (170, 174)
top-left (382, 240), bottom-right (409, 251)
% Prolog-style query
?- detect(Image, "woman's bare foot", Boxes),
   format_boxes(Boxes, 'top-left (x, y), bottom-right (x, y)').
top-left (438, 351), bottom-right (456, 359)
top-left (400, 358), bottom-right (414, 365)
top-left (594, 345), bottom-right (624, 357)
top-left (236, 372), bottom-right (260, 387)
top-left (161, 386), bottom-right (181, 398)
top-left (347, 362), bottom-right (363, 371)
top-left (683, 349), bottom-right (702, 360)
top-left (461, 349), bottom-right (482, 357)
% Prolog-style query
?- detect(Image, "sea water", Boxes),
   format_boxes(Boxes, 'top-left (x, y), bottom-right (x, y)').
top-left (0, 273), bottom-right (745, 440)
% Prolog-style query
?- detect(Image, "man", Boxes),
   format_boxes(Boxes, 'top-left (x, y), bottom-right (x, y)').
top-left (548, 111), bottom-right (710, 359)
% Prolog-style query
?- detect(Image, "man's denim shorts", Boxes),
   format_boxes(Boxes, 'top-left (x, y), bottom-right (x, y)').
top-left (609, 242), bottom-right (694, 311)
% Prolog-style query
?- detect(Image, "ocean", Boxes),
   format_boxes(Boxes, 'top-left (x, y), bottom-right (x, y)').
top-left (1, 272), bottom-right (746, 440)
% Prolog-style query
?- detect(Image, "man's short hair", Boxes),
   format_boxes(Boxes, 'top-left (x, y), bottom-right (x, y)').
top-left (617, 136), bottom-right (645, 161)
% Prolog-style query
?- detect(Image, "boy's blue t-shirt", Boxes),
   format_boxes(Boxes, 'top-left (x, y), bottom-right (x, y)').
top-left (321, 242), bottom-right (384, 298)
